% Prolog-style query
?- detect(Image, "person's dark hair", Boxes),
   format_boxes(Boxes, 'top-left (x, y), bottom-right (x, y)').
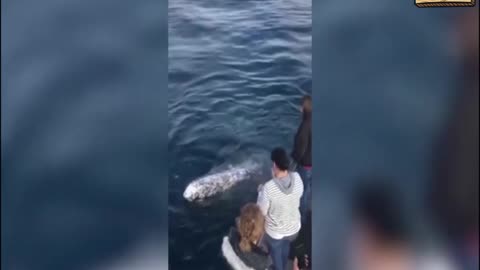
top-left (302, 95), bottom-right (312, 119)
top-left (352, 178), bottom-right (410, 244)
top-left (271, 147), bottom-right (290, 171)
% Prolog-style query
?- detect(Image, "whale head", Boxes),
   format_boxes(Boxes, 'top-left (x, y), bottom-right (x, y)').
top-left (182, 165), bottom-right (260, 202)
top-left (183, 182), bottom-right (200, 201)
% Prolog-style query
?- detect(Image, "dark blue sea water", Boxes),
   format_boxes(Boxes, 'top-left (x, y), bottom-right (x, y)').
top-left (168, 0), bottom-right (311, 268)
top-left (2, 0), bottom-right (168, 269)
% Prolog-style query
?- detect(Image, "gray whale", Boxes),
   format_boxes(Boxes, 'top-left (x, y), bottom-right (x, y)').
top-left (183, 164), bottom-right (260, 201)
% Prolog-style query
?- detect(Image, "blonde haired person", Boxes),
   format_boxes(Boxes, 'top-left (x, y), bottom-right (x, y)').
top-left (222, 203), bottom-right (272, 270)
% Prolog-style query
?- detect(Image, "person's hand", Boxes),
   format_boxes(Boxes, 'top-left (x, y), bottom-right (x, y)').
top-left (293, 257), bottom-right (300, 270)
top-left (293, 255), bottom-right (309, 270)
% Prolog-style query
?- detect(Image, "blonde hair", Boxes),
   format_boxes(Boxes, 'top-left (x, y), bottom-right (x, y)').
top-left (237, 203), bottom-right (265, 252)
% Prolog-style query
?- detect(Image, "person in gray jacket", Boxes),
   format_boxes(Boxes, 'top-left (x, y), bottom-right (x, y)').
top-left (257, 148), bottom-right (303, 270)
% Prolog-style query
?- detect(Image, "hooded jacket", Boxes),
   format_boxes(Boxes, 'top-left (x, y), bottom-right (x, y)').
top-left (257, 172), bottom-right (303, 239)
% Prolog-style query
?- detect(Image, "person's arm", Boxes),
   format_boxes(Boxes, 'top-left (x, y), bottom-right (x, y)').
top-left (257, 185), bottom-right (270, 216)
top-left (291, 122), bottom-right (308, 164)
top-left (296, 172), bottom-right (304, 197)
top-left (293, 257), bottom-right (300, 270)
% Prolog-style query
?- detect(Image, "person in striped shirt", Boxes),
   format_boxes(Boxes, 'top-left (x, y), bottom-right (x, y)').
top-left (257, 147), bottom-right (304, 270)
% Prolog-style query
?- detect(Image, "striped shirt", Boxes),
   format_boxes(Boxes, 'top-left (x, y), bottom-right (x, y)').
top-left (257, 172), bottom-right (303, 239)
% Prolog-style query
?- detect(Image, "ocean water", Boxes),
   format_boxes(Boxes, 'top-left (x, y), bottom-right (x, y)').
top-left (2, 0), bottom-right (168, 269)
top-left (168, 0), bottom-right (311, 269)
